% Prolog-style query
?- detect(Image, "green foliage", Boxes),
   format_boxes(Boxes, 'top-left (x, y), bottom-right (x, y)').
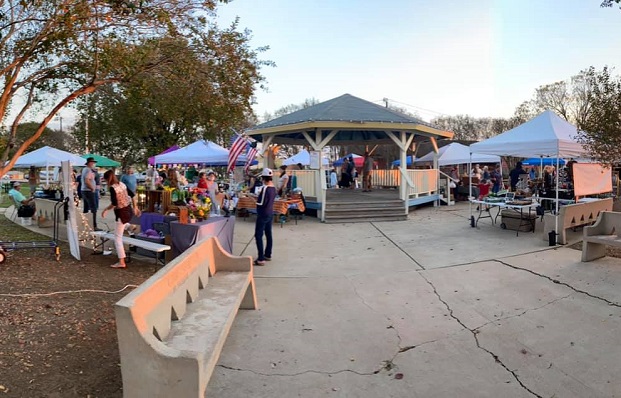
top-left (576, 67), bottom-right (621, 164)
top-left (601, 0), bottom-right (621, 8)
top-left (71, 25), bottom-right (271, 167)
top-left (1, 0), bottom-right (259, 175)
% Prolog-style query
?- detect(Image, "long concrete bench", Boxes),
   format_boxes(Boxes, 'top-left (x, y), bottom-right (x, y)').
top-left (542, 198), bottom-right (613, 244)
top-left (115, 236), bottom-right (257, 398)
top-left (582, 211), bottom-right (621, 262)
top-left (91, 231), bottom-right (171, 265)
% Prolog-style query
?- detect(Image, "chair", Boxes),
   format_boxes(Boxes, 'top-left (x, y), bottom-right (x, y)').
top-left (9, 193), bottom-right (32, 225)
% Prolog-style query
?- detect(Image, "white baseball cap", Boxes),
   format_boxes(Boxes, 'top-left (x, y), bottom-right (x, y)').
top-left (261, 168), bottom-right (273, 177)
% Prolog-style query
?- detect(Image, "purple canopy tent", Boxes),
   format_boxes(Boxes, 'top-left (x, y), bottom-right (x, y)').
top-left (148, 145), bottom-right (179, 166)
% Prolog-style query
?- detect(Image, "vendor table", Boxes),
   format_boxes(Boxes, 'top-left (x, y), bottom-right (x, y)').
top-left (34, 198), bottom-right (65, 227)
top-left (237, 195), bottom-right (305, 225)
top-left (470, 199), bottom-right (538, 236)
top-left (169, 215), bottom-right (235, 259)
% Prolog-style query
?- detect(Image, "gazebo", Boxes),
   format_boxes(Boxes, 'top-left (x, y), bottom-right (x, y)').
top-left (245, 94), bottom-right (453, 222)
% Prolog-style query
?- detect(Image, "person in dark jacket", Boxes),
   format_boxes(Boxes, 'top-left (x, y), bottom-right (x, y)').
top-left (509, 161), bottom-right (526, 191)
top-left (254, 168), bottom-right (276, 266)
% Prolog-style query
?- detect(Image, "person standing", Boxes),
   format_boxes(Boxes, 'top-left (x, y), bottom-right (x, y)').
top-left (101, 170), bottom-right (140, 268)
top-left (28, 166), bottom-right (39, 195)
top-left (197, 172), bottom-right (208, 189)
top-left (509, 161), bottom-right (526, 191)
top-left (491, 164), bottom-right (503, 194)
top-left (340, 158), bottom-right (351, 188)
top-left (254, 168), bottom-right (276, 266)
top-left (206, 170), bottom-right (219, 213)
top-left (81, 157), bottom-right (101, 231)
top-left (277, 165), bottom-right (289, 197)
top-left (330, 168), bottom-right (338, 188)
top-left (120, 167), bottom-right (137, 194)
top-left (347, 156), bottom-right (356, 189)
top-left (362, 151), bottom-right (374, 192)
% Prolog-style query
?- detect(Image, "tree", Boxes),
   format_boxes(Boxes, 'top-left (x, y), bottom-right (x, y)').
top-left (0, 122), bottom-right (77, 157)
top-left (0, 1), bottom-right (265, 176)
top-left (513, 70), bottom-right (593, 126)
top-left (71, 29), bottom-right (270, 166)
top-left (601, 0), bottom-right (621, 9)
top-left (576, 67), bottom-right (621, 164)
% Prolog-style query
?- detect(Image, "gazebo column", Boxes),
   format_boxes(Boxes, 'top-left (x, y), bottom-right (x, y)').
top-left (386, 131), bottom-right (415, 214)
top-left (301, 129), bottom-right (337, 222)
top-left (261, 135), bottom-right (275, 169)
top-left (430, 137), bottom-right (439, 206)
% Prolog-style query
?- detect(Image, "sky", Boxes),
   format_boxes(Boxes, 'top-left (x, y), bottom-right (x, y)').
top-left (216, 0), bottom-right (621, 122)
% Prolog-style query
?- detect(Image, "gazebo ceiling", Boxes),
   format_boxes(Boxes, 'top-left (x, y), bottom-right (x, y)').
top-left (246, 94), bottom-right (453, 144)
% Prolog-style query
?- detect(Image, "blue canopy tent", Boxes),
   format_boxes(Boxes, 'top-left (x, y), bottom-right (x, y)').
top-left (521, 157), bottom-right (566, 166)
top-left (391, 155), bottom-right (416, 167)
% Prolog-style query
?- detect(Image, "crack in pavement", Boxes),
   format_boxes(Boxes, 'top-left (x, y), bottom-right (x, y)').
top-left (417, 271), bottom-right (543, 398)
top-left (217, 364), bottom-right (376, 377)
top-left (493, 259), bottom-right (621, 308)
top-left (370, 222), bottom-right (425, 270)
top-left (473, 293), bottom-right (574, 332)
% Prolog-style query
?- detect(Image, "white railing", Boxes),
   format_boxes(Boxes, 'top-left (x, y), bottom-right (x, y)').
top-left (372, 169), bottom-right (400, 187)
top-left (406, 169), bottom-right (437, 198)
top-left (291, 170), bottom-right (317, 197)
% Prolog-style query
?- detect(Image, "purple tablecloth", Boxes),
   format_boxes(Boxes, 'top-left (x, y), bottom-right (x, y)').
top-left (169, 216), bottom-right (235, 258)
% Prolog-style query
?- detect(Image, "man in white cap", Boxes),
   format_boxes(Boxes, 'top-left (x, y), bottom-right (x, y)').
top-left (254, 168), bottom-right (276, 266)
top-left (8, 182), bottom-right (35, 209)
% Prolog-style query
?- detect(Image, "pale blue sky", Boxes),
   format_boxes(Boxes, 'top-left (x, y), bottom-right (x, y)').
top-left (217, 0), bottom-right (621, 121)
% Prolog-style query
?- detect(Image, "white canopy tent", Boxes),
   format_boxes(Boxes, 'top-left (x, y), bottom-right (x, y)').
top-left (153, 140), bottom-right (252, 166)
top-left (10, 146), bottom-right (86, 168)
top-left (415, 142), bottom-right (500, 166)
top-left (469, 110), bottom-right (586, 243)
top-left (9, 146), bottom-right (86, 185)
top-left (282, 149), bottom-right (329, 166)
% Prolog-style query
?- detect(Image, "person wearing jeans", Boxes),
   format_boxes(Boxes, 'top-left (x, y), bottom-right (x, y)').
top-left (81, 157), bottom-right (100, 231)
top-left (254, 168), bottom-right (276, 266)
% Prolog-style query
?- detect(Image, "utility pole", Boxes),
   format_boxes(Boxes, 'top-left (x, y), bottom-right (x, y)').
top-left (382, 98), bottom-right (389, 108)
top-left (55, 115), bottom-right (63, 134)
top-left (85, 117), bottom-right (90, 153)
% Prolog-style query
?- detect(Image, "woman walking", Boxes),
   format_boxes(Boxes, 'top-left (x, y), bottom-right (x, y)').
top-left (101, 170), bottom-right (140, 268)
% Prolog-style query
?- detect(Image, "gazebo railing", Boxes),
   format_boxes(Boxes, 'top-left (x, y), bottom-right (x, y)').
top-left (406, 169), bottom-right (437, 197)
top-left (291, 170), bottom-right (317, 197)
top-left (371, 169), bottom-right (438, 198)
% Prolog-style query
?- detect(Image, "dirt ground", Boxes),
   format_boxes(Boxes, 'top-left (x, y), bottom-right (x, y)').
top-left (1, 214), bottom-right (620, 398)
top-left (0, 215), bottom-right (153, 398)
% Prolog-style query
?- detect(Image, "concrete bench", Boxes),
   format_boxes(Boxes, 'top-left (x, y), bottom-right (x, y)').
top-left (542, 198), bottom-right (613, 244)
top-left (582, 211), bottom-right (621, 262)
top-left (91, 231), bottom-right (171, 265)
top-left (115, 236), bottom-right (257, 398)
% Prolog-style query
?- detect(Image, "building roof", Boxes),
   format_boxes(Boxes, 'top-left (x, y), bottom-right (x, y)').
top-left (246, 94), bottom-right (453, 145)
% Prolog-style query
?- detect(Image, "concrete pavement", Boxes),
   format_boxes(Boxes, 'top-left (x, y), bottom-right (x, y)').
top-left (6, 199), bottom-right (621, 397)
top-left (208, 202), bottom-right (621, 398)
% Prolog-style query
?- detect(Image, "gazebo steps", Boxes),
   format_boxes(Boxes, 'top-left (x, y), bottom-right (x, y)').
top-left (324, 200), bottom-right (406, 223)
top-left (324, 215), bottom-right (407, 224)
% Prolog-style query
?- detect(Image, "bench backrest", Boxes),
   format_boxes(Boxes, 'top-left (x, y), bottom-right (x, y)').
top-left (558, 198), bottom-right (613, 226)
top-left (586, 211), bottom-right (621, 237)
top-left (116, 236), bottom-right (252, 342)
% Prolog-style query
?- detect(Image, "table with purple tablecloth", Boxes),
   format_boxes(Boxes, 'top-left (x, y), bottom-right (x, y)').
top-left (169, 216), bottom-right (235, 258)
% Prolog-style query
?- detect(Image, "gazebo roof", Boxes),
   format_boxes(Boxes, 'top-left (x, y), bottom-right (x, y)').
top-left (246, 94), bottom-right (453, 145)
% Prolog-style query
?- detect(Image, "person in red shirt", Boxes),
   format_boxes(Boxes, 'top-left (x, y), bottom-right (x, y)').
top-left (196, 172), bottom-right (208, 189)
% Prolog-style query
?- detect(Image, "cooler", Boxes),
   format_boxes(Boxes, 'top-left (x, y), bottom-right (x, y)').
top-left (500, 210), bottom-right (537, 232)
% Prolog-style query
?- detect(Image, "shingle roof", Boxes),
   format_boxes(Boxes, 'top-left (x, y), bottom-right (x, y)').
top-left (249, 94), bottom-right (437, 130)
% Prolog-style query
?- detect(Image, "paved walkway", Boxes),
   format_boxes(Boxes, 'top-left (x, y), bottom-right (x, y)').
top-left (208, 202), bottom-right (621, 398)
top-left (6, 200), bottom-right (621, 397)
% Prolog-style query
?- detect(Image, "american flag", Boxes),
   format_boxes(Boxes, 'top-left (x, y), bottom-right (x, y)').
top-left (228, 133), bottom-right (247, 172)
top-left (244, 142), bottom-right (258, 173)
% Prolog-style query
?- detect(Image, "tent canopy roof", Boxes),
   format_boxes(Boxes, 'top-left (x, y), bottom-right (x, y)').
top-left (153, 140), bottom-right (254, 166)
top-left (282, 149), bottom-right (329, 166)
top-left (246, 94), bottom-right (453, 145)
top-left (10, 146), bottom-right (86, 168)
top-left (149, 145), bottom-right (179, 166)
top-left (415, 143), bottom-right (501, 166)
top-left (469, 110), bottom-right (585, 158)
top-left (82, 154), bottom-right (120, 168)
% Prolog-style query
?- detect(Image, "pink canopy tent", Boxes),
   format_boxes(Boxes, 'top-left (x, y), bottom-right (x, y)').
top-left (148, 145), bottom-right (179, 165)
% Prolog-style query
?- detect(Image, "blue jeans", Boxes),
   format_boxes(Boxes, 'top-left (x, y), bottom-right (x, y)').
top-left (255, 215), bottom-right (273, 261)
